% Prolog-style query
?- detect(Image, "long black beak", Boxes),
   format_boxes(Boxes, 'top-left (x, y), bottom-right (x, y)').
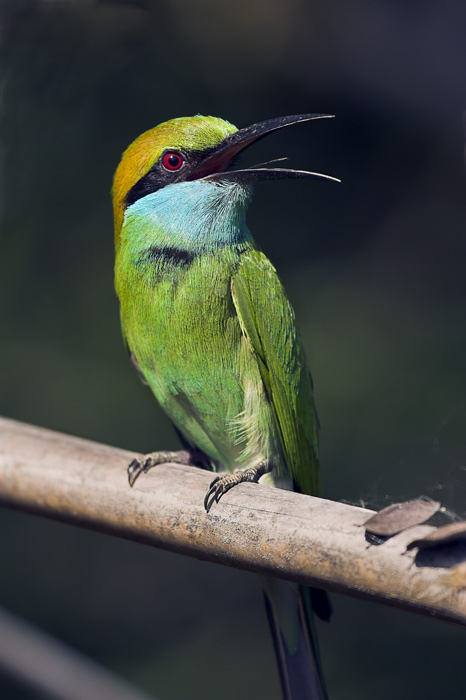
top-left (191, 114), bottom-right (340, 184)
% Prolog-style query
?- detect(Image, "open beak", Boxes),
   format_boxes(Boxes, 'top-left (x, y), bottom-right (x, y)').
top-left (190, 113), bottom-right (340, 184)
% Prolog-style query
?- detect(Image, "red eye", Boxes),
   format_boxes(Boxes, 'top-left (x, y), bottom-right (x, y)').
top-left (162, 151), bottom-right (184, 170)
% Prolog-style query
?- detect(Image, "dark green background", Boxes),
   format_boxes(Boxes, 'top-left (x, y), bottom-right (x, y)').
top-left (1, 1), bottom-right (466, 698)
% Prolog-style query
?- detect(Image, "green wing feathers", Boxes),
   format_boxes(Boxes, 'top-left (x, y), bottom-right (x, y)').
top-left (231, 250), bottom-right (320, 496)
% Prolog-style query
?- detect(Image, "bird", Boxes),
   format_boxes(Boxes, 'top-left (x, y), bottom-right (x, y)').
top-left (113, 113), bottom-right (338, 700)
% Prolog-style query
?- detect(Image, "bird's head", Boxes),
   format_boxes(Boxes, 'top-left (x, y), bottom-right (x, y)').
top-left (113, 114), bottom-right (338, 251)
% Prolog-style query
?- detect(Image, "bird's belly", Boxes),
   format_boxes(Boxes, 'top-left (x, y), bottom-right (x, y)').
top-left (123, 272), bottom-right (274, 472)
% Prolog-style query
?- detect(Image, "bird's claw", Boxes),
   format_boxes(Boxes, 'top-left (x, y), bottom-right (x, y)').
top-left (127, 455), bottom-right (158, 487)
top-left (204, 475), bottom-right (228, 512)
top-left (127, 449), bottom-right (197, 487)
top-left (204, 463), bottom-right (268, 512)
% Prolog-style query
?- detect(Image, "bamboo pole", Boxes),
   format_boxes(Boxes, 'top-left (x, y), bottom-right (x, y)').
top-left (1, 417), bottom-right (465, 625)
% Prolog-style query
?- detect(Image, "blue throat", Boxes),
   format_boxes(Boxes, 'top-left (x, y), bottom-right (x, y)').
top-left (121, 179), bottom-right (254, 256)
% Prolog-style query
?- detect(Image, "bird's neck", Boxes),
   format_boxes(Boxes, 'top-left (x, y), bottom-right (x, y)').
top-left (119, 179), bottom-right (254, 257)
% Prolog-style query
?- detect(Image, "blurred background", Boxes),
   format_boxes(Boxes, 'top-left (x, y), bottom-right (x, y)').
top-left (1, 0), bottom-right (466, 698)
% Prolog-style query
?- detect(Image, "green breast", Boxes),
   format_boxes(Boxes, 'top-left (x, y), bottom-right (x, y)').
top-left (116, 245), bottom-right (270, 470)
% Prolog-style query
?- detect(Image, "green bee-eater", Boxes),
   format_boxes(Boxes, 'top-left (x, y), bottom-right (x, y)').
top-left (113, 114), bottom-right (338, 700)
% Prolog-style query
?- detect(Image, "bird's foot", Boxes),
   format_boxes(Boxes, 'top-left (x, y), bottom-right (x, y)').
top-left (204, 461), bottom-right (269, 512)
top-left (128, 449), bottom-right (201, 487)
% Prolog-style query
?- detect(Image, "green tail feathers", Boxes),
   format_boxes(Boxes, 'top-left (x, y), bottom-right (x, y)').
top-left (262, 578), bottom-right (329, 700)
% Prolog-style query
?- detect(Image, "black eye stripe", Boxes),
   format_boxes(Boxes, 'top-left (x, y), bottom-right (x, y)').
top-left (125, 169), bottom-right (169, 208)
top-left (124, 146), bottom-right (219, 208)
